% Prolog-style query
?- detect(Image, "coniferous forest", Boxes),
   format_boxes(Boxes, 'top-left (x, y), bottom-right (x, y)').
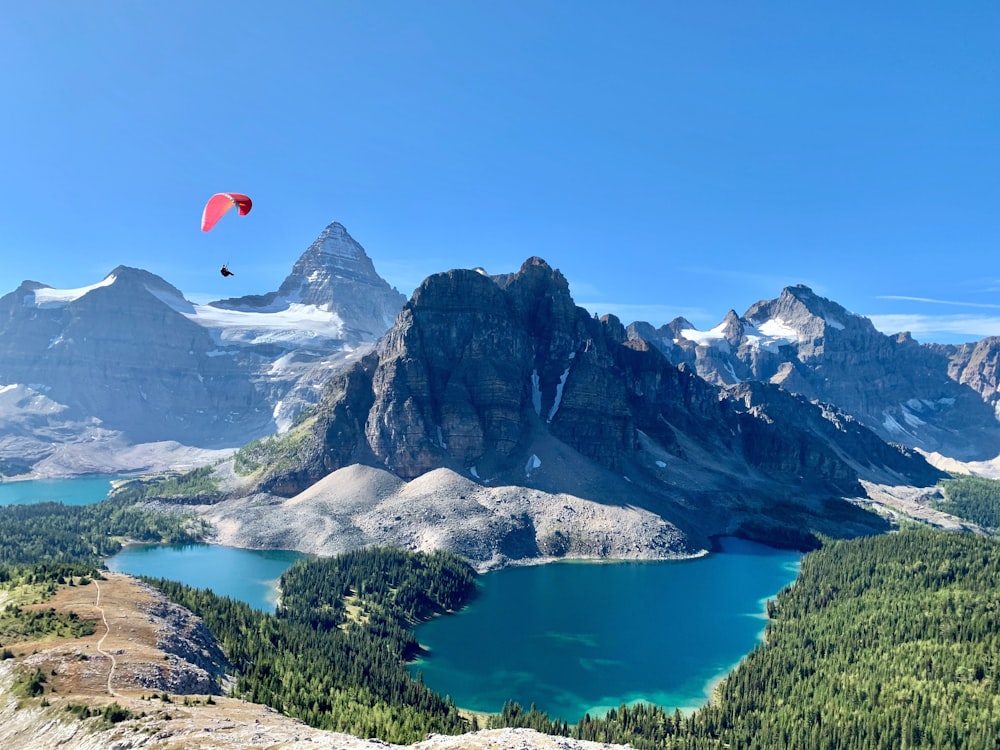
top-left (148, 547), bottom-right (478, 743)
top-left (935, 475), bottom-right (1000, 530)
top-left (2, 490), bottom-right (1000, 747)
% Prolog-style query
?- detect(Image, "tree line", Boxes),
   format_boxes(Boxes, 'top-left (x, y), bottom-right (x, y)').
top-left (0, 496), bottom-right (205, 572)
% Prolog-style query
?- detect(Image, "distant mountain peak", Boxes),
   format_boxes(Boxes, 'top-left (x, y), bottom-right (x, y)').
top-left (274, 222), bottom-right (392, 306)
top-left (209, 221), bottom-right (406, 344)
top-left (105, 265), bottom-right (186, 298)
top-left (744, 284), bottom-right (857, 336)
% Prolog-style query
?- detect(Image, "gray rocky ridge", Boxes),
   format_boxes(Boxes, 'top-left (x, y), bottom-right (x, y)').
top-left (191, 258), bottom-right (945, 567)
top-left (629, 284), bottom-right (1000, 461)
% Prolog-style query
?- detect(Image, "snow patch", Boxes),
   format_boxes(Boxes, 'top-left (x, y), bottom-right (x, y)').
top-left (547, 366), bottom-right (571, 422)
top-left (743, 317), bottom-right (800, 352)
top-left (153, 289), bottom-right (347, 347)
top-left (31, 275), bottom-right (117, 307)
top-left (723, 361), bottom-right (741, 383)
top-left (469, 466), bottom-right (479, 479)
top-left (824, 316), bottom-right (845, 330)
top-left (678, 321), bottom-right (731, 350)
top-left (525, 454), bottom-right (541, 478)
top-left (882, 412), bottom-right (911, 435)
top-left (268, 351), bottom-right (299, 374)
top-left (655, 460), bottom-right (667, 468)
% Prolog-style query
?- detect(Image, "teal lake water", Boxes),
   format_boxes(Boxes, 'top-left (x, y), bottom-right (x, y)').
top-left (104, 538), bottom-right (799, 721)
top-left (0, 476), bottom-right (118, 506)
top-left (409, 537), bottom-right (801, 722)
top-left (106, 544), bottom-right (306, 612)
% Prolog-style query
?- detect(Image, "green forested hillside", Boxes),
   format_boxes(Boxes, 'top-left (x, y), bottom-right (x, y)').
top-left (935, 475), bottom-right (1000, 530)
top-left (0, 496), bottom-right (205, 570)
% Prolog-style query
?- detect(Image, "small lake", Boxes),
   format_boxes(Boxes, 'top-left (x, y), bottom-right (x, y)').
top-left (0, 476), bottom-right (119, 506)
top-left (106, 544), bottom-right (306, 613)
top-left (409, 537), bottom-right (800, 722)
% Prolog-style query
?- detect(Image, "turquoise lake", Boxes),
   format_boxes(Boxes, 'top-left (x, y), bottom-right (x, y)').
top-left (106, 544), bottom-right (306, 613)
top-left (10, 463), bottom-right (806, 722)
top-left (0, 476), bottom-right (118, 506)
top-left (409, 537), bottom-right (801, 722)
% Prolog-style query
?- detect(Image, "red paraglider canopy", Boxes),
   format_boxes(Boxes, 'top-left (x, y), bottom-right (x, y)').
top-left (201, 192), bottom-right (252, 232)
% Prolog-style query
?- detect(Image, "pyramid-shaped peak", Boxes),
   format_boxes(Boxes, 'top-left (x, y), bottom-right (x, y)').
top-left (274, 222), bottom-right (393, 305)
top-left (305, 222), bottom-right (367, 262)
top-left (746, 284), bottom-right (845, 322)
top-left (777, 284), bottom-right (847, 314)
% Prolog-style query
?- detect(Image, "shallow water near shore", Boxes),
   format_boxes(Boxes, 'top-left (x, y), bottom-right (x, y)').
top-left (106, 544), bottom-right (306, 612)
top-left (409, 537), bottom-right (801, 722)
top-left (0, 476), bottom-right (118, 506)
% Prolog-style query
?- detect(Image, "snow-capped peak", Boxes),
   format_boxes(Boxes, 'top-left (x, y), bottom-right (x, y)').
top-left (305, 222), bottom-right (365, 262)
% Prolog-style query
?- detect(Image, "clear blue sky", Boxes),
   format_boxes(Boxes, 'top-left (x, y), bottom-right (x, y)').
top-left (2, 2), bottom-right (998, 343)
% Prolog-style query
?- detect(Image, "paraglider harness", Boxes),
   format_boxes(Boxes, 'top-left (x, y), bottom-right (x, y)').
top-left (220, 264), bottom-right (234, 277)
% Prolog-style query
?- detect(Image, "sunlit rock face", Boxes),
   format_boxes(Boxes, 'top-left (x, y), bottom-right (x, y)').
top-left (0, 267), bottom-right (270, 446)
top-left (0, 223), bottom-right (405, 467)
top-left (630, 284), bottom-right (1000, 461)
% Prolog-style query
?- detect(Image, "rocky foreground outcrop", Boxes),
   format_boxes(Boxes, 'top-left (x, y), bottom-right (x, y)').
top-left (0, 574), bottom-right (626, 750)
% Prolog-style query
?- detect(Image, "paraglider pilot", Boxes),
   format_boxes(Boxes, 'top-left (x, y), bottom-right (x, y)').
top-left (220, 264), bottom-right (234, 277)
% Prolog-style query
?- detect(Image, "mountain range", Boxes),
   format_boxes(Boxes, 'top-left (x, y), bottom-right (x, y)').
top-left (4, 223), bottom-right (1000, 561)
top-left (628, 284), bottom-right (1000, 462)
top-left (0, 222), bottom-right (405, 476)
top-left (187, 258), bottom-right (962, 568)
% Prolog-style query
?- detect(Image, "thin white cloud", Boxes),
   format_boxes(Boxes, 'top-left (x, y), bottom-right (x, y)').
top-left (868, 313), bottom-right (1000, 341)
top-left (877, 295), bottom-right (1000, 310)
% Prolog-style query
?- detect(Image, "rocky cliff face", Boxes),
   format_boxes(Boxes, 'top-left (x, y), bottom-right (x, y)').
top-left (930, 337), bottom-right (1000, 419)
top-left (235, 258), bottom-right (941, 554)
top-left (631, 285), bottom-right (1000, 461)
top-left (0, 223), bottom-right (405, 475)
top-left (0, 268), bottom-right (272, 446)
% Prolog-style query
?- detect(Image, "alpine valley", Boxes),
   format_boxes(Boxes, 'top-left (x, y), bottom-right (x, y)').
top-left (4, 222), bottom-right (1000, 750)
top-left (2, 223), bottom-right (997, 563)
